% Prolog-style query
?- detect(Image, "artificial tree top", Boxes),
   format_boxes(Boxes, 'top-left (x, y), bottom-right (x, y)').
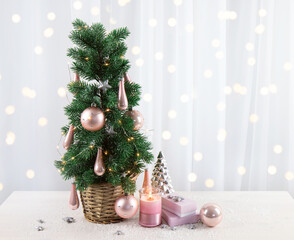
top-left (55, 19), bottom-right (153, 194)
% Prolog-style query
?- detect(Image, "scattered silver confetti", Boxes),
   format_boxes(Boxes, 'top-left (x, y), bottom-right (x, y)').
top-left (170, 226), bottom-right (177, 231)
top-left (160, 224), bottom-right (168, 229)
top-left (37, 219), bottom-right (45, 224)
top-left (63, 217), bottom-right (75, 223)
top-left (197, 219), bottom-right (203, 224)
top-left (35, 226), bottom-right (44, 231)
top-left (187, 224), bottom-right (196, 229)
top-left (114, 230), bottom-right (124, 235)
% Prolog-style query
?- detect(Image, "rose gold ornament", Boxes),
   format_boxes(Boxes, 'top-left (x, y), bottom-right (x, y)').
top-left (124, 72), bottom-right (132, 83)
top-left (125, 110), bottom-right (144, 130)
top-left (74, 73), bottom-right (80, 82)
top-left (63, 125), bottom-right (74, 150)
top-left (114, 195), bottom-right (138, 219)
top-left (69, 183), bottom-right (79, 210)
top-left (118, 79), bottom-right (128, 111)
top-left (94, 148), bottom-right (105, 176)
top-left (81, 107), bottom-right (105, 131)
top-left (200, 203), bottom-right (223, 227)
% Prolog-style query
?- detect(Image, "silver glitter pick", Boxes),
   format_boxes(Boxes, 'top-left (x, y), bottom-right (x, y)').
top-left (37, 219), bottom-right (45, 224)
top-left (63, 217), bottom-right (75, 223)
top-left (170, 226), bottom-right (177, 231)
top-left (121, 172), bottom-right (127, 178)
top-left (35, 226), bottom-right (44, 231)
top-left (106, 126), bottom-right (116, 135)
top-left (99, 80), bottom-right (112, 93)
top-left (114, 230), bottom-right (124, 235)
top-left (160, 224), bottom-right (168, 229)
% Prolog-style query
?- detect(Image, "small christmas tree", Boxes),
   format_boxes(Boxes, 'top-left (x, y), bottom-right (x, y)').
top-left (55, 19), bottom-right (153, 194)
top-left (151, 151), bottom-right (174, 194)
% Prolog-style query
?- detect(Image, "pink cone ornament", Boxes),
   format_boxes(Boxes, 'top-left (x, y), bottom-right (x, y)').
top-left (142, 169), bottom-right (151, 190)
top-left (125, 110), bottom-right (144, 130)
top-left (118, 79), bottom-right (128, 111)
top-left (69, 183), bottom-right (79, 210)
top-left (124, 72), bottom-right (132, 83)
top-left (94, 148), bottom-right (105, 176)
top-left (63, 125), bottom-right (75, 150)
top-left (114, 195), bottom-right (138, 219)
top-left (200, 203), bottom-right (223, 227)
top-left (81, 107), bottom-right (105, 131)
top-left (74, 73), bottom-right (80, 82)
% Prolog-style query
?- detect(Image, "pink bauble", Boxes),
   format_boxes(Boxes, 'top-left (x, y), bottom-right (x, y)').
top-left (114, 195), bottom-right (138, 219)
top-left (200, 203), bottom-right (223, 227)
top-left (80, 107), bottom-right (105, 131)
top-left (125, 110), bottom-right (144, 130)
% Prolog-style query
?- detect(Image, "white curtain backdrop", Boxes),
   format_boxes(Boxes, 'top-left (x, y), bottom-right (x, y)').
top-left (1, 0), bottom-right (294, 204)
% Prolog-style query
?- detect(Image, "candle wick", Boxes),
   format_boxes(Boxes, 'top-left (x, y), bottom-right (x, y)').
top-left (148, 196), bottom-right (153, 201)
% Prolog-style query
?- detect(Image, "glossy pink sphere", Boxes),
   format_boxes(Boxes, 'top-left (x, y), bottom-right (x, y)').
top-left (200, 203), bottom-right (223, 227)
top-left (114, 195), bottom-right (138, 219)
top-left (80, 107), bottom-right (105, 131)
top-left (125, 110), bottom-right (144, 130)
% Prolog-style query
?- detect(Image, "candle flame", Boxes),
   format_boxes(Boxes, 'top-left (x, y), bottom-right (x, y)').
top-left (148, 191), bottom-right (153, 200)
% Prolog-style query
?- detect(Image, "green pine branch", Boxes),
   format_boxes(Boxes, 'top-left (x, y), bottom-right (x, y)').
top-left (55, 19), bottom-right (153, 194)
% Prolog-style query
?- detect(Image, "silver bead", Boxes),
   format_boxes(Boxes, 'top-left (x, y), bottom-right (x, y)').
top-left (37, 219), bottom-right (45, 224)
top-left (35, 226), bottom-right (44, 231)
top-left (170, 226), bottom-right (177, 231)
top-left (114, 230), bottom-right (124, 235)
top-left (63, 217), bottom-right (75, 223)
top-left (188, 224), bottom-right (197, 229)
top-left (160, 224), bottom-right (168, 229)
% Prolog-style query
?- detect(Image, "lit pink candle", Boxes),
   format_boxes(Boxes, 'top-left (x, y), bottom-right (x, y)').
top-left (139, 187), bottom-right (162, 227)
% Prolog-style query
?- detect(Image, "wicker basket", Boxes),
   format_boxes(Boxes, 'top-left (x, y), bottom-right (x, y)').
top-left (80, 182), bottom-right (124, 224)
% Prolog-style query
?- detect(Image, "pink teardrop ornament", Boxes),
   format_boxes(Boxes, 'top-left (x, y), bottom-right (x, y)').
top-left (124, 72), bottom-right (132, 83)
top-left (94, 148), bottom-right (105, 176)
top-left (74, 73), bottom-right (80, 82)
top-left (118, 79), bottom-right (128, 111)
top-left (63, 125), bottom-right (74, 150)
top-left (142, 169), bottom-right (151, 190)
top-left (69, 183), bottom-right (79, 210)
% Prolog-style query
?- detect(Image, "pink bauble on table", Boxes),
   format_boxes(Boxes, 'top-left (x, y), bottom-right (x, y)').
top-left (200, 203), bottom-right (223, 227)
top-left (80, 107), bottom-right (105, 131)
top-left (114, 195), bottom-right (138, 219)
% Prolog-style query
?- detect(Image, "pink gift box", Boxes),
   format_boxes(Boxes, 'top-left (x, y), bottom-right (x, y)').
top-left (162, 209), bottom-right (200, 227)
top-left (162, 194), bottom-right (197, 217)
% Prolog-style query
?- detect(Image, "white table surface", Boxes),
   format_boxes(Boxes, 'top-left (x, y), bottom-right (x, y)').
top-left (0, 191), bottom-right (294, 240)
